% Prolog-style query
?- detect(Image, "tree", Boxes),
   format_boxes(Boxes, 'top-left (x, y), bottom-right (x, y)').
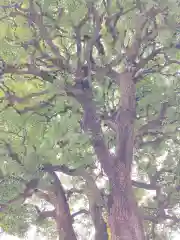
top-left (0, 0), bottom-right (180, 239)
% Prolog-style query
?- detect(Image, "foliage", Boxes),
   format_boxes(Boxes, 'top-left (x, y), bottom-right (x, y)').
top-left (0, 0), bottom-right (180, 239)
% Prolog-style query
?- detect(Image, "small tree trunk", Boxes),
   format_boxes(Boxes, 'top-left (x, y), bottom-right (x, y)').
top-left (55, 214), bottom-right (77, 240)
top-left (89, 204), bottom-right (109, 240)
top-left (45, 169), bottom-right (77, 240)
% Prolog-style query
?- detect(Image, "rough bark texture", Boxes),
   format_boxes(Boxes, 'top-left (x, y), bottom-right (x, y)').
top-left (108, 164), bottom-right (145, 240)
top-left (107, 73), bottom-right (145, 240)
top-left (71, 71), bottom-right (146, 239)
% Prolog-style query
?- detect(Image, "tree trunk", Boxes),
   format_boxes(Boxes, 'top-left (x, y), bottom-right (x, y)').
top-left (44, 167), bottom-right (77, 240)
top-left (55, 213), bottom-right (77, 240)
top-left (107, 72), bottom-right (145, 239)
top-left (108, 163), bottom-right (145, 240)
top-left (90, 203), bottom-right (109, 240)
top-left (72, 65), bottom-right (146, 239)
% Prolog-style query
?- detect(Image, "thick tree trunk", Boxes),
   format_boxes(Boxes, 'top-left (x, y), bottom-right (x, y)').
top-left (107, 72), bottom-right (145, 239)
top-left (108, 164), bottom-right (145, 240)
top-left (73, 64), bottom-right (146, 238)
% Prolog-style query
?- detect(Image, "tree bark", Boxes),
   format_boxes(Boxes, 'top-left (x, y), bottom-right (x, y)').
top-left (90, 204), bottom-right (109, 240)
top-left (107, 72), bottom-right (145, 240)
top-left (108, 164), bottom-right (145, 240)
top-left (70, 66), bottom-right (146, 239)
top-left (43, 167), bottom-right (77, 240)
